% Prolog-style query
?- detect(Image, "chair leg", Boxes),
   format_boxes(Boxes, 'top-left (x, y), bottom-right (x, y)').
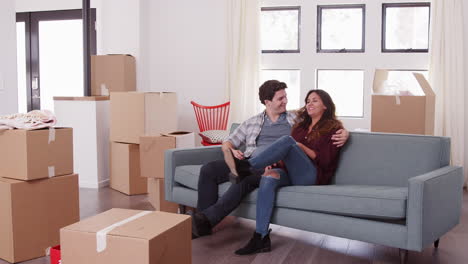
top-left (434, 238), bottom-right (440, 248)
top-left (399, 249), bottom-right (408, 264)
top-left (178, 204), bottom-right (187, 214)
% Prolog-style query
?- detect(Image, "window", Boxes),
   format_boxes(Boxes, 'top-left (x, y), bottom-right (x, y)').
top-left (317, 4), bottom-right (365, 53)
top-left (316, 70), bottom-right (364, 117)
top-left (382, 3), bottom-right (430, 52)
top-left (261, 70), bottom-right (301, 110)
top-left (261, 7), bottom-right (300, 53)
top-left (261, 1), bottom-right (429, 131)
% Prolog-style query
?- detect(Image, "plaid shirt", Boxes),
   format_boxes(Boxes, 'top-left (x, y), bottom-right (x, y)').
top-left (225, 111), bottom-right (297, 157)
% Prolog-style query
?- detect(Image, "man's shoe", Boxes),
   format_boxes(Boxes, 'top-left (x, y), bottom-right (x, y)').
top-left (190, 212), bottom-right (212, 238)
top-left (234, 230), bottom-right (271, 255)
top-left (222, 148), bottom-right (252, 184)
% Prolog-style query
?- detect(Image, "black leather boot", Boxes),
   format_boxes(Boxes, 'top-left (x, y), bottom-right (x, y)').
top-left (190, 211), bottom-right (212, 239)
top-left (235, 230), bottom-right (271, 255)
top-left (222, 148), bottom-right (252, 184)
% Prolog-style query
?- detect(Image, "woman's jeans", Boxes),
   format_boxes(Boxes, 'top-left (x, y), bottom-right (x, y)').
top-left (248, 135), bottom-right (317, 237)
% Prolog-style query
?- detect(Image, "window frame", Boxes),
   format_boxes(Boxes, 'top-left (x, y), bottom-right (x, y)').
top-left (315, 69), bottom-right (365, 118)
top-left (381, 2), bottom-right (431, 53)
top-left (261, 6), bottom-right (301, 54)
top-left (316, 4), bottom-right (366, 53)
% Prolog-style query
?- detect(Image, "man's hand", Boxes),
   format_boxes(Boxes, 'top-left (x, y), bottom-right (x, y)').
top-left (231, 149), bottom-right (245, 160)
top-left (331, 128), bottom-right (349, 147)
top-left (222, 141), bottom-right (245, 160)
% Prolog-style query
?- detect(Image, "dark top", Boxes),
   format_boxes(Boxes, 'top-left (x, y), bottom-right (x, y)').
top-left (291, 125), bottom-right (342, 185)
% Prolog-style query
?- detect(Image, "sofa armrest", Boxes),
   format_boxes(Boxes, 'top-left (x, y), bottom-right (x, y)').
top-left (406, 166), bottom-right (464, 251)
top-left (164, 146), bottom-right (223, 203)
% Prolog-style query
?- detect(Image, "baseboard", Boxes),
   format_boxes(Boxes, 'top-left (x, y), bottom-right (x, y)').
top-left (79, 179), bottom-right (110, 189)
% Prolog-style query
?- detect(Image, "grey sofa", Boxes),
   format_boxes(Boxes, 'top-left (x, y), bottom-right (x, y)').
top-left (164, 132), bottom-right (464, 262)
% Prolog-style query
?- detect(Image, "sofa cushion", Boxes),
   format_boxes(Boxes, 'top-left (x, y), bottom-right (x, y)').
top-left (334, 132), bottom-right (450, 187)
top-left (174, 165), bottom-right (408, 220)
top-left (272, 185), bottom-right (407, 220)
top-left (174, 165), bottom-right (201, 190)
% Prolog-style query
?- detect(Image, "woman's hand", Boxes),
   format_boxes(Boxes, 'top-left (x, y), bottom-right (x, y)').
top-left (297, 142), bottom-right (317, 160)
top-left (331, 128), bottom-right (349, 147)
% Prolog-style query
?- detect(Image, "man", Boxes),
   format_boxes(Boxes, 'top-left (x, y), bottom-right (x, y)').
top-left (191, 80), bottom-right (349, 239)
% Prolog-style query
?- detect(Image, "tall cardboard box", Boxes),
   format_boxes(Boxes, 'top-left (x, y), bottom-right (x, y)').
top-left (0, 174), bottom-right (79, 263)
top-left (140, 132), bottom-right (195, 179)
top-left (110, 92), bottom-right (178, 144)
top-left (147, 178), bottom-right (178, 213)
top-left (110, 142), bottom-right (147, 195)
top-left (0, 128), bottom-right (73, 181)
top-left (91, 55), bottom-right (136, 96)
top-left (371, 70), bottom-right (435, 135)
top-left (60, 208), bottom-right (191, 264)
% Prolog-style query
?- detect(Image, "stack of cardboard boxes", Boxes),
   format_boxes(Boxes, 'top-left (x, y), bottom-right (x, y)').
top-left (0, 127), bottom-right (79, 263)
top-left (140, 132), bottom-right (195, 212)
top-left (108, 90), bottom-right (179, 198)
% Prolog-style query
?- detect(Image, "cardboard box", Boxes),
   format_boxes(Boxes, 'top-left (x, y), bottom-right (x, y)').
top-left (60, 208), bottom-right (191, 264)
top-left (91, 55), bottom-right (136, 96)
top-left (110, 92), bottom-right (178, 144)
top-left (148, 178), bottom-right (178, 213)
top-left (110, 142), bottom-right (147, 195)
top-left (371, 70), bottom-right (435, 135)
top-left (0, 128), bottom-right (74, 181)
top-left (0, 174), bottom-right (79, 263)
top-left (140, 132), bottom-right (195, 179)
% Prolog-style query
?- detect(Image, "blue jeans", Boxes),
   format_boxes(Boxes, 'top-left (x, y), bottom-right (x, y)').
top-left (249, 135), bottom-right (317, 237)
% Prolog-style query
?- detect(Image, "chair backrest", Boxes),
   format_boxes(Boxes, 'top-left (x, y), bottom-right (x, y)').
top-left (191, 101), bottom-right (230, 132)
top-left (332, 132), bottom-right (451, 187)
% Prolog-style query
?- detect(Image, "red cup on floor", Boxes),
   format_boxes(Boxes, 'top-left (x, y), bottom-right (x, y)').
top-left (50, 245), bottom-right (61, 264)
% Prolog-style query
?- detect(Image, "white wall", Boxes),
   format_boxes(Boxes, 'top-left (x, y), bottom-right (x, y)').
top-left (0, 0), bottom-right (18, 115)
top-left (13, 0), bottom-right (224, 135)
top-left (139, 0), bottom-right (227, 133)
top-left (16, 0), bottom-right (83, 12)
top-left (464, 0), bottom-right (468, 186)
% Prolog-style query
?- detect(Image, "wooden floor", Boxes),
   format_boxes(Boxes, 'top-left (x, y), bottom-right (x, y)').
top-left (4, 188), bottom-right (468, 264)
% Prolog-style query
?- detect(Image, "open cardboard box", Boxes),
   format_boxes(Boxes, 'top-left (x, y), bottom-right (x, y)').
top-left (371, 69), bottom-right (435, 135)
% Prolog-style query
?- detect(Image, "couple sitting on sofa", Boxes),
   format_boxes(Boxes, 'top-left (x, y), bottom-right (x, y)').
top-left (191, 80), bottom-right (350, 255)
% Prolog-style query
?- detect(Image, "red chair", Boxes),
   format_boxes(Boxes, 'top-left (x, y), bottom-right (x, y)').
top-left (190, 101), bottom-right (230, 146)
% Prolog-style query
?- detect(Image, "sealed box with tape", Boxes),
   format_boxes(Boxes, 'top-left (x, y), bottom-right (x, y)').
top-left (60, 208), bottom-right (191, 264)
top-left (0, 127), bottom-right (73, 181)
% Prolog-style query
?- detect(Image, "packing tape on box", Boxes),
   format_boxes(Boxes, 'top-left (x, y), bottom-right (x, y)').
top-left (48, 127), bottom-right (56, 143)
top-left (395, 94), bottom-right (401, 105)
top-left (48, 166), bottom-right (55, 178)
top-left (96, 211), bottom-right (152, 253)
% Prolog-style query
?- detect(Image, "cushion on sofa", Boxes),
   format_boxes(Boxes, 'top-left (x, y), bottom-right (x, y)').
top-left (273, 185), bottom-right (407, 220)
top-left (174, 165), bottom-right (408, 220)
top-left (174, 165), bottom-right (202, 190)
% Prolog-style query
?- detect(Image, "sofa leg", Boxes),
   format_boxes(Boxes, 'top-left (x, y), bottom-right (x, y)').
top-left (399, 249), bottom-right (408, 264)
top-left (434, 239), bottom-right (440, 248)
top-left (178, 204), bottom-right (187, 214)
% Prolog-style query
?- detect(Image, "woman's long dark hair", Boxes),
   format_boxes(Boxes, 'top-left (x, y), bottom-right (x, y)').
top-left (293, 89), bottom-right (342, 141)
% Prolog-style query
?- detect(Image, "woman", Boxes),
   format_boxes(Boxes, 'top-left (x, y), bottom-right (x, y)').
top-left (224, 89), bottom-right (344, 255)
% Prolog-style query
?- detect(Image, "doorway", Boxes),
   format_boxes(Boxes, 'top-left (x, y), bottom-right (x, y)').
top-left (16, 9), bottom-right (96, 112)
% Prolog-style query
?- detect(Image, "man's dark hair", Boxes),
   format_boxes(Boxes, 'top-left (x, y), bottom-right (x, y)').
top-left (258, 80), bottom-right (287, 105)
